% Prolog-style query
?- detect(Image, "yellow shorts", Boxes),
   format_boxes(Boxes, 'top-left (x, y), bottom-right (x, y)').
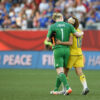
top-left (67, 55), bottom-right (84, 69)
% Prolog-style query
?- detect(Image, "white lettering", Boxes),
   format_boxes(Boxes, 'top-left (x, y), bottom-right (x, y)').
top-left (14, 55), bottom-right (20, 65)
top-left (88, 56), bottom-right (100, 66)
top-left (0, 56), bottom-right (1, 64)
top-left (51, 55), bottom-right (54, 65)
top-left (9, 55), bottom-right (15, 65)
top-left (95, 56), bottom-right (100, 65)
top-left (3, 55), bottom-right (9, 64)
top-left (3, 55), bottom-right (32, 66)
top-left (42, 55), bottom-right (48, 65)
top-left (42, 54), bottom-right (54, 66)
top-left (21, 55), bottom-right (27, 65)
top-left (57, 24), bottom-right (65, 27)
top-left (26, 55), bottom-right (32, 66)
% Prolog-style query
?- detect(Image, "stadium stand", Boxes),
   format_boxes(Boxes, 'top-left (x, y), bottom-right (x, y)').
top-left (0, 0), bottom-right (100, 29)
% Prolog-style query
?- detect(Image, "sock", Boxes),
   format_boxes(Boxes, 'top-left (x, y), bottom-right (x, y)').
top-left (62, 77), bottom-right (69, 91)
top-left (80, 74), bottom-right (88, 90)
top-left (58, 73), bottom-right (69, 90)
top-left (54, 75), bottom-right (61, 91)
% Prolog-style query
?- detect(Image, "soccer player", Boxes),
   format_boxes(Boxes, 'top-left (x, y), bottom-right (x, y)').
top-left (45, 13), bottom-right (84, 95)
top-left (56, 16), bottom-right (89, 95)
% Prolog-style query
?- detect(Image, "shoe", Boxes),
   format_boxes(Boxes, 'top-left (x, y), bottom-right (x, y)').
top-left (50, 90), bottom-right (60, 95)
top-left (59, 90), bottom-right (65, 95)
top-left (64, 88), bottom-right (72, 95)
top-left (59, 87), bottom-right (66, 95)
top-left (82, 88), bottom-right (89, 95)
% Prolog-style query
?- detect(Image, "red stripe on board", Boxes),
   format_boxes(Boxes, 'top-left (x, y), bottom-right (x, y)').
top-left (0, 30), bottom-right (100, 51)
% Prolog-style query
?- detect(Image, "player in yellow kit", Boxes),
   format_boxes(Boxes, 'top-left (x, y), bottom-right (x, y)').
top-left (56, 16), bottom-right (89, 95)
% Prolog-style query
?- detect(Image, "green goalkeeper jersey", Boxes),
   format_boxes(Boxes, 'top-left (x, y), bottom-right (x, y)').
top-left (47, 21), bottom-right (76, 49)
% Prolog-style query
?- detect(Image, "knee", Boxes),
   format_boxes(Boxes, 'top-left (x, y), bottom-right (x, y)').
top-left (75, 68), bottom-right (83, 76)
top-left (56, 67), bottom-right (64, 74)
top-left (76, 71), bottom-right (82, 76)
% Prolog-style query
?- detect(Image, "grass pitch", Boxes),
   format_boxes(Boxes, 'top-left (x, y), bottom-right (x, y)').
top-left (0, 69), bottom-right (100, 100)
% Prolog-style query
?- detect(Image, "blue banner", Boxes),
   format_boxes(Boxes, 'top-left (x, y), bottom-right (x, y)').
top-left (83, 51), bottom-right (100, 70)
top-left (0, 51), bottom-right (100, 69)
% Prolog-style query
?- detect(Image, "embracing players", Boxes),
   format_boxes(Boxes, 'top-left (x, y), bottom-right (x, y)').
top-left (56, 16), bottom-right (89, 95)
top-left (45, 13), bottom-right (84, 95)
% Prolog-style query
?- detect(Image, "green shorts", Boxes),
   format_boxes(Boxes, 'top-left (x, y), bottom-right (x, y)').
top-left (53, 47), bottom-right (70, 68)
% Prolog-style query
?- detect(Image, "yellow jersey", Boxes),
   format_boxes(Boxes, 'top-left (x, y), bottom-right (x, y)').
top-left (70, 29), bottom-right (83, 55)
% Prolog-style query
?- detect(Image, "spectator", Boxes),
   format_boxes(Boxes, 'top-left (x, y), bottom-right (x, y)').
top-left (16, 12), bottom-right (22, 28)
top-left (0, 11), bottom-right (4, 28)
top-left (86, 13), bottom-right (96, 26)
top-left (54, 0), bottom-right (62, 12)
top-left (95, 8), bottom-right (100, 22)
top-left (39, 0), bottom-right (49, 13)
top-left (65, 0), bottom-right (76, 16)
top-left (46, 2), bottom-right (53, 17)
top-left (0, 0), bottom-right (99, 29)
top-left (5, 0), bottom-right (12, 13)
top-left (33, 11), bottom-right (40, 28)
top-left (35, 0), bottom-right (41, 7)
top-left (21, 15), bottom-right (27, 30)
top-left (2, 14), bottom-right (11, 28)
top-left (38, 11), bottom-right (49, 28)
top-left (75, 1), bottom-right (86, 21)
top-left (33, 17), bottom-right (39, 28)
top-left (9, 9), bottom-right (17, 28)
top-left (0, 2), bottom-right (4, 10)
top-left (14, 3), bottom-right (22, 15)
top-left (9, 11), bottom-right (17, 28)
top-left (25, 6), bottom-right (33, 19)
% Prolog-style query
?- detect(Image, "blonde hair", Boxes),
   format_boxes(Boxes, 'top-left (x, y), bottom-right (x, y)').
top-left (52, 13), bottom-right (63, 21)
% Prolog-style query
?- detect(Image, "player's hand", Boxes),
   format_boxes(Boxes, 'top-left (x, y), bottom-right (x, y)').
top-left (56, 40), bottom-right (61, 45)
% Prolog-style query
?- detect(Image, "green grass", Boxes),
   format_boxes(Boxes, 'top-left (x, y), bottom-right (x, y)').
top-left (0, 69), bottom-right (100, 100)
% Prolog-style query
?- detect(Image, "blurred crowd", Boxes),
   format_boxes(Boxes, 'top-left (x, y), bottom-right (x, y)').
top-left (0, 0), bottom-right (100, 29)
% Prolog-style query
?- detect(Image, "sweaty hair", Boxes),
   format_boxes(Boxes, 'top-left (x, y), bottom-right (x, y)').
top-left (71, 16), bottom-right (79, 29)
top-left (52, 13), bottom-right (63, 21)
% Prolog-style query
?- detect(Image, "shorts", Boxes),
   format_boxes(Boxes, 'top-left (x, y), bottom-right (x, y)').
top-left (53, 47), bottom-right (70, 68)
top-left (67, 55), bottom-right (84, 69)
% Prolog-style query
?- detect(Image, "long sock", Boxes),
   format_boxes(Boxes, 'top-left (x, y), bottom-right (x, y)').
top-left (54, 75), bottom-right (61, 91)
top-left (61, 83), bottom-right (65, 91)
top-left (62, 77), bottom-right (69, 91)
top-left (80, 74), bottom-right (88, 90)
top-left (58, 73), bottom-right (69, 90)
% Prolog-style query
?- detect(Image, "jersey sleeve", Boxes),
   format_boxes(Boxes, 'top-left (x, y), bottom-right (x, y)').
top-left (70, 24), bottom-right (76, 34)
top-left (47, 25), bottom-right (53, 38)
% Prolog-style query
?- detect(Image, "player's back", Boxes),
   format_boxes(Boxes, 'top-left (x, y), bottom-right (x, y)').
top-left (52, 21), bottom-right (72, 42)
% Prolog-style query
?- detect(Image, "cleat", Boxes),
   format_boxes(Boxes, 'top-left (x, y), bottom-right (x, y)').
top-left (50, 90), bottom-right (60, 95)
top-left (59, 88), bottom-right (66, 95)
top-left (59, 90), bottom-right (65, 95)
top-left (82, 88), bottom-right (89, 95)
top-left (64, 88), bottom-right (72, 95)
